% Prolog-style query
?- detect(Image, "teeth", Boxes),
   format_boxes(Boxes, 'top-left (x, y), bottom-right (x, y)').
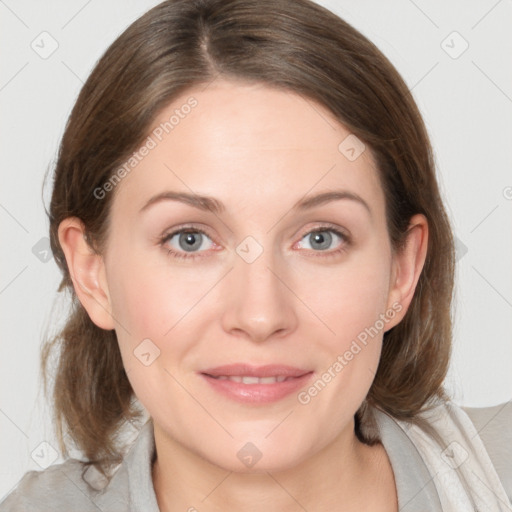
top-left (242, 376), bottom-right (259, 384)
top-left (212, 375), bottom-right (294, 384)
top-left (261, 376), bottom-right (279, 384)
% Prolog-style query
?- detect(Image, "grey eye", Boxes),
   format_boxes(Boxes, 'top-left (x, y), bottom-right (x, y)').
top-left (165, 230), bottom-right (213, 253)
top-left (299, 230), bottom-right (343, 251)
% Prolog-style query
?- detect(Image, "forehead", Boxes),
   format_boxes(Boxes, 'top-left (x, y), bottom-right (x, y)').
top-left (111, 80), bottom-right (385, 221)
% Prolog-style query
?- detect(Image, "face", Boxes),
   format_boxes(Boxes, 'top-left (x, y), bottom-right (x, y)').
top-left (99, 79), bottom-right (403, 472)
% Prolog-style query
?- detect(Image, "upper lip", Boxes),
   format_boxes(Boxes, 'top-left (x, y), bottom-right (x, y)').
top-left (200, 364), bottom-right (311, 378)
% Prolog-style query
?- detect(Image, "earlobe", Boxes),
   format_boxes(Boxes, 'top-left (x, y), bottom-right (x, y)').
top-left (385, 214), bottom-right (429, 330)
top-left (58, 217), bottom-right (115, 330)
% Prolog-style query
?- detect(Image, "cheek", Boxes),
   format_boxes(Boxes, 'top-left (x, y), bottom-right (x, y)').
top-left (307, 249), bottom-right (392, 342)
top-left (106, 248), bottom-right (201, 336)
top-left (105, 250), bottom-right (221, 375)
top-left (108, 264), bottom-right (167, 336)
top-left (296, 253), bottom-right (392, 415)
top-left (298, 246), bottom-right (392, 405)
top-left (105, 256), bottom-right (192, 407)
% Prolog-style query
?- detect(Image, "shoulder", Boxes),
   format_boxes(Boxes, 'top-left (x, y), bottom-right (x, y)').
top-left (0, 458), bottom-right (126, 512)
top-left (461, 399), bottom-right (512, 502)
top-left (0, 420), bottom-right (154, 512)
top-left (1, 459), bottom-right (94, 511)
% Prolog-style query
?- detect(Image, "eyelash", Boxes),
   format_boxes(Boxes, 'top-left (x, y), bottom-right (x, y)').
top-left (159, 224), bottom-right (351, 261)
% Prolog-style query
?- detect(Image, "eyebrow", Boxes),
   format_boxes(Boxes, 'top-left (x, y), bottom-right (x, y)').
top-left (139, 189), bottom-right (371, 216)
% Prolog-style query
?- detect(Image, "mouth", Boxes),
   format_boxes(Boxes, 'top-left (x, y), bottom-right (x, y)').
top-left (199, 364), bottom-right (314, 403)
top-left (206, 375), bottom-right (298, 384)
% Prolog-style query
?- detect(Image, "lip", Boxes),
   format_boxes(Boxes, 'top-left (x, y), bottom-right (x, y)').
top-left (201, 364), bottom-right (310, 378)
top-left (199, 364), bottom-right (314, 404)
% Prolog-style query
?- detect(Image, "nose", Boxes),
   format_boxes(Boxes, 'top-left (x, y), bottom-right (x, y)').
top-left (220, 242), bottom-right (298, 343)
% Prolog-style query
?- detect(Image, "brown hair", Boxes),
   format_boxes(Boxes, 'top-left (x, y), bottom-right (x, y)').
top-left (42, 0), bottom-right (455, 476)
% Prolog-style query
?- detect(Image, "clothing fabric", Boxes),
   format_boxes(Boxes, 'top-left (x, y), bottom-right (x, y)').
top-left (373, 400), bottom-right (512, 511)
top-left (1, 400), bottom-right (511, 511)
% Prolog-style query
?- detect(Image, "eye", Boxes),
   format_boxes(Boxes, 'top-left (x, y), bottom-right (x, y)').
top-left (296, 226), bottom-right (350, 256)
top-left (160, 228), bottom-right (215, 260)
top-left (160, 224), bottom-right (350, 261)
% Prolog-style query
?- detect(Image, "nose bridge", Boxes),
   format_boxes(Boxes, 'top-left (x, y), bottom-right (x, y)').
top-left (221, 234), bottom-right (297, 341)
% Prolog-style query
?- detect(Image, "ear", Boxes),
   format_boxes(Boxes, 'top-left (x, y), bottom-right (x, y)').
top-left (58, 217), bottom-right (115, 330)
top-left (385, 214), bottom-right (428, 331)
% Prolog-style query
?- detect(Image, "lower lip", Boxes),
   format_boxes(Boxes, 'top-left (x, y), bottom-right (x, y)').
top-left (200, 372), bottom-right (314, 404)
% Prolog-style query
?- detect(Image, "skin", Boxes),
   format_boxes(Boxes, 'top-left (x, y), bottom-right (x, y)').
top-left (59, 79), bottom-right (428, 512)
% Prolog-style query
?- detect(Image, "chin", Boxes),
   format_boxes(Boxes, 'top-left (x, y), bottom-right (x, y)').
top-left (198, 435), bottom-right (315, 475)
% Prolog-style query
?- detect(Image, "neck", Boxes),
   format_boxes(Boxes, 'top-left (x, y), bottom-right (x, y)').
top-left (151, 418), bottom-right (397, 512)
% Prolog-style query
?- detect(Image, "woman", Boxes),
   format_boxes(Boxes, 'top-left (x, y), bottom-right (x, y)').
top-left (1, 0), bottom-right (510, 510)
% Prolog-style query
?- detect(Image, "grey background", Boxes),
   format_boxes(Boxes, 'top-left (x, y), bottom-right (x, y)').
top-left (1, 0), bottom-right (511, 500)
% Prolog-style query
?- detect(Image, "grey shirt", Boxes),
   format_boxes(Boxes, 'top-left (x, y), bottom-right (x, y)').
top-left (2, 401), bottom-right (511, 511)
